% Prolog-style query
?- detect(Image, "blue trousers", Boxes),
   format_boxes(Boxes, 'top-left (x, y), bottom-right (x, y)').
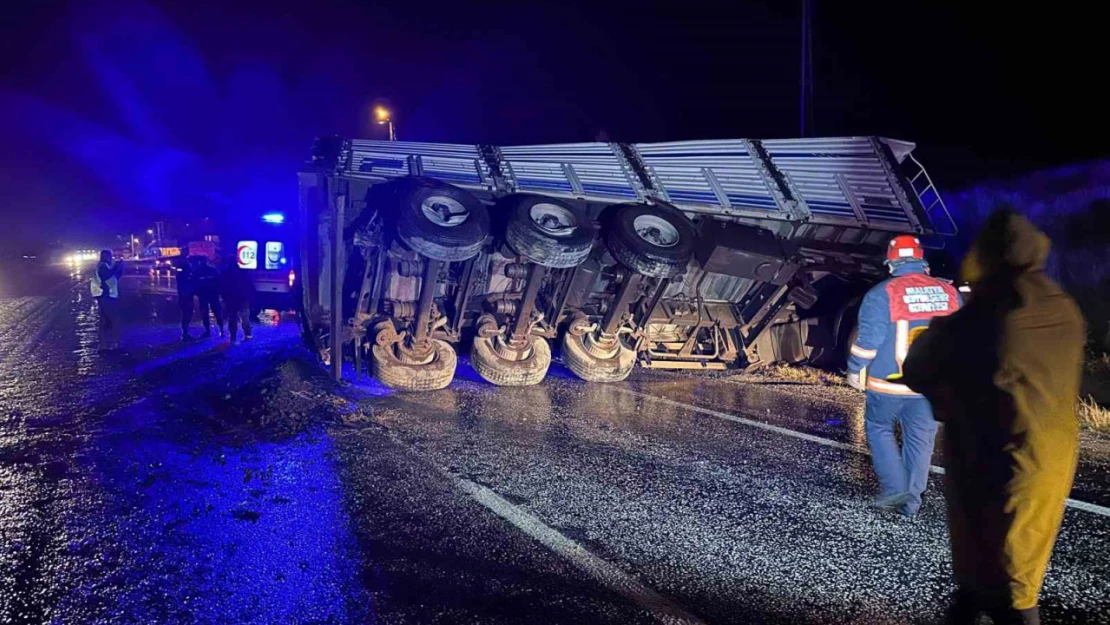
top-left (864, 392), bottom-right (939, 515)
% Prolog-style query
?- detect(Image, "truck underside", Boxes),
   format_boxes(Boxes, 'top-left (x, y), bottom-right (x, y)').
top-left (298, 136), bottom-right (954, 391)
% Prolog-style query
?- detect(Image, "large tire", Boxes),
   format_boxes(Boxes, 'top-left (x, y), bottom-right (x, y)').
top-left (604, 203), bottom-right (697, 278)
top-left (372, 338), bottom-right (457, 391)
top-left (807, 303), bottom-right (861, 369)
top-left (561, 331), bottom-right (636, 383)
top-left (505, 196), bottom-right (596, 268)
top-left (389, 178), bottom-right (489, 262)
top-left (470, 335), bottom-right (552, 386)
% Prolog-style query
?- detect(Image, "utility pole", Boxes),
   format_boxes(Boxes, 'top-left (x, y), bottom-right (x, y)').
top-left (800, 0), bottom-right (815, 137)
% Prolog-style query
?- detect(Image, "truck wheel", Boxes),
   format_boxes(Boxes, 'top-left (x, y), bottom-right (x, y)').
top-left (470, 335), bottom-right (552, 386)
top-left (561, 331), bottom-right (636, 383)
top-left (391, 178), bottom-right (490, 262)
top-left (372, 338), bottom-right (457, 391)
top-left (505, 196), bottom-right (597, 268)
top-left (604, 203), bottom-right (696, 278)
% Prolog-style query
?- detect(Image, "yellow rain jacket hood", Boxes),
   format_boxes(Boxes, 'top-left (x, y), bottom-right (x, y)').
top-left (903, 210), bottom-right (1086, 611)
top-left (958, 210), bottom-right (1052, 284)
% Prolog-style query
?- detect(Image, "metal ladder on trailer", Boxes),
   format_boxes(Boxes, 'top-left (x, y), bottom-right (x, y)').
top-left (904, 152), bottom-right (958, 238)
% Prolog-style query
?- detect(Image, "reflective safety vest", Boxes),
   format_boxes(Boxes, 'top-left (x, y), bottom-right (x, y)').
top-left (92, 262), bottom-right (119, 298)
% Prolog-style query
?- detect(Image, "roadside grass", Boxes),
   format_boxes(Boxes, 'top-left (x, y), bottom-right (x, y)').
top-left (751, 363), bottom-right (845, 387)
top-left (1081, 352), bottom-right (1110, 431)
top-left (1078, 395), bottom-right (1110, 431)
top-left (752, 354), bottom-right (1110, 432)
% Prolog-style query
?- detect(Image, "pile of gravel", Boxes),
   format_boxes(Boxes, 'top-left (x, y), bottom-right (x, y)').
top-left (202, 349), bottom-right (344, 439)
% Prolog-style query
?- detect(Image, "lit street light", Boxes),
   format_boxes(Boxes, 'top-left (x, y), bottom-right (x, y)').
top-left (374, 106), bottom-right (396, 141)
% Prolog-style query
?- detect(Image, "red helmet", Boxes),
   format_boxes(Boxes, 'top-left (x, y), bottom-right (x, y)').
top-left (886, 234), bottom-right (924, 263)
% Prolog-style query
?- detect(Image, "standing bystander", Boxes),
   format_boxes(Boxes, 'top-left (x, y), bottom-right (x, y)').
top-left (902, 210), bottom-right (1085, 625)
top-left (175, 256), bottom-right (195, 340)
top-left (190, 256), bottom-right (224, 338)
top-left (219, 254), bottom-right (255, 342)
top-left (92, 249), bottom-right (124, 351)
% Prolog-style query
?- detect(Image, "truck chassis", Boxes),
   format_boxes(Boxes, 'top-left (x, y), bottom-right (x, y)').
top-left (298, 136), bottom-right (954, 390)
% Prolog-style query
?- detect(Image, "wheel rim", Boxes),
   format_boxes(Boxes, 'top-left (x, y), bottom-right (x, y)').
top-left (421, 195), bottom-right (470, 227)
top-left (529, 203), bottom-right (577, 237)
top-left (490, 335), bottom-right (535, 361)
top-left (583, 332), bottom-right (621, 359)
top-left (633, 214), bottom-right (679, 248)
top-left (396, 341), bottom-right (436, 365)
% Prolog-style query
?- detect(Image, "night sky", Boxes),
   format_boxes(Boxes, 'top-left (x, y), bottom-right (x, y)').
top-left (0, 0), bottom-right (1104, 249)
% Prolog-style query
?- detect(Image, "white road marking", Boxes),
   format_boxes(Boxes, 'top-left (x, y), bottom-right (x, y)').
top-left (364, 408), bottom-right (707, 625)
top-left (450, 474), bottom-right (708, 625)
top-left (619, 387), bottom-right (1110, 519)
top-left (1060, 497), bottom-right (1110, 516)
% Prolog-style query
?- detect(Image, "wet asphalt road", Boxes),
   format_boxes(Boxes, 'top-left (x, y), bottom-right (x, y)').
top-left (1, 262), bottom-right (1108, 625)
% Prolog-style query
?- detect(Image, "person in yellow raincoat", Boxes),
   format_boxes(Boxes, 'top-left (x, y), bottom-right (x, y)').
top-left (901, 209), bottom-right (1085, 625)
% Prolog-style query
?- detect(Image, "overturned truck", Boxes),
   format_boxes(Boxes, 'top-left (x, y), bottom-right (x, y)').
top-left (297, 136), bottom-right (955, 391)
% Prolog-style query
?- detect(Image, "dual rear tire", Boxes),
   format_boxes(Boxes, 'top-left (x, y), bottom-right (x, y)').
top-left (505, 195), bottom-right (596, 268)
top-left (390, 178), bottom-right (490, 262)
top-left (372, 339), bottom-right (458, 392)
top-left (470, 335), bottom-right (552, 386)
top-left (561, 331), bottom-right (637, 383)
top-left (472, 195), bottom-right (593, 386)
top-left (372, 179), bottom-right (483, 391)
top-left (604, 203), bottom-right (697, 278)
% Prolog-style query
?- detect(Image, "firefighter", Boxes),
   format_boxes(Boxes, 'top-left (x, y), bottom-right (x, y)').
top-left (846, 234), bottom-right (961, 517)
top-left (902, 210), bottom-right (1085, 625)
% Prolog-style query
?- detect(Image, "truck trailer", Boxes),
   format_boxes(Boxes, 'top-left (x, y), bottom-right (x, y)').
top-left (297, 136), bottom-right (955, 391)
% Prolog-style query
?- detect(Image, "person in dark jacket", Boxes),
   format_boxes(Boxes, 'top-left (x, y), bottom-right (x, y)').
top-left (174, 256), bottom-right (195, 340)
top-left (219, 254), bottom-right (255, 342)
top-left (902, 210), bottom-right (1086, 625)
top-left (846, 234), bottom-right (961, 517)
top-left (190, 255), bottom-right (223, 338)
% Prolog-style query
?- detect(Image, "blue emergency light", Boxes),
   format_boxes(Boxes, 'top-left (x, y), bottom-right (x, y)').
top-left (262, 212), bottom-right (285, 224)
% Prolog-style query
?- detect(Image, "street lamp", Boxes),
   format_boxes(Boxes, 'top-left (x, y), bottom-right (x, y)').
top-left (147, 229), bottom-right (154, 235)
top-left (374, 106), bottom-right (396, 141)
